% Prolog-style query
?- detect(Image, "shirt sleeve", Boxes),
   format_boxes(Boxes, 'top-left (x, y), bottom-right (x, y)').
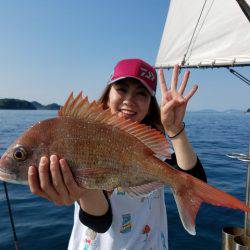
top-left (78, 191), bottom-right (112, 233)
top-left (165, 153), bottom-right (207, 182)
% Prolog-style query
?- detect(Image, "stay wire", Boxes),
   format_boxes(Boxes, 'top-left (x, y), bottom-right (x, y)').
top-left (186, 0), bottom-right (215, 63)
top-left (228, 68), bottom-right (250, 86)
top-left (2, 181), bottom-right (19, 250)
top-left (181, 0), bottom-right (208, 66)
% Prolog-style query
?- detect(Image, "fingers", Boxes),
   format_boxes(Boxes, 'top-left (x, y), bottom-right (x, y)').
top-left (184, 84), bottom-right (198, 102)
top-left (28, 155), bottom-right (84, 206)
top-left (38, 157), bottom-right (53, 193)
top-left (171, 65), bottom-right (179, 90)
top-left (159, 66), bottom-right (189, 100)
top-left (28, 165), bottom-right (51, 200)
top-left (168, 65), bottom-right (197, 103)
top-left (178, 70), bottom-right (190, 95)
top-left (158, 68), bottom-right (168, 98)
top-left (50, 155), bottom-right (71, 203)
top-left (59, 159), bottom-right (81, 199)
top-left (38, 156), bottom-right (63, 205)
top-left (161, 98), bottom-right (181, 112)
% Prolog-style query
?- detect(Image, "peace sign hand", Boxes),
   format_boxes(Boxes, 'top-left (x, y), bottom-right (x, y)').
top-left (159, 65), bottom-right (198, 137)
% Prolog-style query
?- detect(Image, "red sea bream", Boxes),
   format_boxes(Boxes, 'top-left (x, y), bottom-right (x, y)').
top-left (0, 92), bottom-right (249, 235)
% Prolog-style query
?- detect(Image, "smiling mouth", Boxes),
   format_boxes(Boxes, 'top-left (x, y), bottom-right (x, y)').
top-left (120, 109), bottom-right (136, 116)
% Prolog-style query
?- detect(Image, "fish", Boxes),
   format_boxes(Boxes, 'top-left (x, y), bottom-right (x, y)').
top-left (0, 91), bottom-right (249, 235)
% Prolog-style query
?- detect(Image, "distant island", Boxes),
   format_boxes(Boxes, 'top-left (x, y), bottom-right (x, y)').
top-left (0, 98), bottom-right (61, 110)
top-left (188, 109), bottom-right (250, 113)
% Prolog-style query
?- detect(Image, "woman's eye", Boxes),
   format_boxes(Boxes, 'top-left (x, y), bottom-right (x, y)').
top-left (137, 91), bottom-right (148, 97)
top-left (116, 88), bottom-right (126, 93)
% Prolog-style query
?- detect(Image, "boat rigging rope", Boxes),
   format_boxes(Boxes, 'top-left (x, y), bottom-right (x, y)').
top-left (2, 182), bottom-right (19, 250)
top-left (181, 0), bottom-right (209, 66)
top-left (185, 0), bottom-right (215, 64)
top-left (228, 68), bottom-right (250, 86)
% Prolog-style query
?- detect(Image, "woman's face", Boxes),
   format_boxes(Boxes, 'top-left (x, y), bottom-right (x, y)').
top-left (108, 79), bottom-right (151, 122)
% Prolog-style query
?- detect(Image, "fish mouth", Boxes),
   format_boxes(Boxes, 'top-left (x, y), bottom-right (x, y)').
top-left (0, 168), bottom-right (28, 185)
top-left (0, 168), bottom-right (17, 183)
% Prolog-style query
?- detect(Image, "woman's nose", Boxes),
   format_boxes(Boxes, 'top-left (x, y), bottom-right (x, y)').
top-left (123, 92), bottom-right (135, 104)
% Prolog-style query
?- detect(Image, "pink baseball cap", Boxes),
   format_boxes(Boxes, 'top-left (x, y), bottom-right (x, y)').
top-left (108, 59), bottom-right (157, 96)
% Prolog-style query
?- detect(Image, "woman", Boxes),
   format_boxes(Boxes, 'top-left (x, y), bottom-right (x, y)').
top-left (28, 58), bottom-right (206, 249)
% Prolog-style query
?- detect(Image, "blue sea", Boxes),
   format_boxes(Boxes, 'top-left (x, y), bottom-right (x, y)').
top-left (0, 110), bottom-right (250, 250)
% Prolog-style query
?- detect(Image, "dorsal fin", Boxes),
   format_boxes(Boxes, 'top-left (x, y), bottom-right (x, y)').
top-left (58, 92), bottom-right (170, 157)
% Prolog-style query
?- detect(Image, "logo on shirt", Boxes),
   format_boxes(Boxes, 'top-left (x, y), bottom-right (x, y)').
top-left (83, 229), bottom-right (97, 250)
top-left (120, 214), bottom-right (132, 233)
top-left (117, 187), bottom-right (125, 195)
top-left (142, 224), bottom-right (151, 241)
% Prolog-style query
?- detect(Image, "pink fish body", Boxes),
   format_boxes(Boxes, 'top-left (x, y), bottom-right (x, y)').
top-left (0, 92), bottom-right (249, 235)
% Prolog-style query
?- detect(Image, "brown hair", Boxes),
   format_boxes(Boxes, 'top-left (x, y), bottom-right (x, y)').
top-left (98, 79), bottom-right (165, 134)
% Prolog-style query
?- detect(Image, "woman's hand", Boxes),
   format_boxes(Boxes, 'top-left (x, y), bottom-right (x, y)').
top-left (159, 65), bottom-right (198, 136)
top-left (28, 155), bottom-right (90, 206)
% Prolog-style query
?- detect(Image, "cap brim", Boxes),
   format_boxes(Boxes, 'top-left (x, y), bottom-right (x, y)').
top-left (108, 76), bottom-right (155, 96)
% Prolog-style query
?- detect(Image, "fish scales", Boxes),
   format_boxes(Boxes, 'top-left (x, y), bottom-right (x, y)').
top-left (16, 116), bottom-right (155, 189)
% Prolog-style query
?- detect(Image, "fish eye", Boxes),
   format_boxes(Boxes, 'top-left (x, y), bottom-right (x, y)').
top-left (13, 146), bottom-right (28, 161)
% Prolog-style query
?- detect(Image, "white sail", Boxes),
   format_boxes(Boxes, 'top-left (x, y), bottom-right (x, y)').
top-left (156, 0), bottom-right (250, 68)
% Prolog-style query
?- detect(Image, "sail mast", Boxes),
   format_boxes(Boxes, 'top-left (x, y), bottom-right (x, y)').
top-left (236, 0), bottom-right (250, 22)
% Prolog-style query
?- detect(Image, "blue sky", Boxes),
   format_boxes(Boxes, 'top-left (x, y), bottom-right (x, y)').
top-left (0, 0), bottom-right (249, 111)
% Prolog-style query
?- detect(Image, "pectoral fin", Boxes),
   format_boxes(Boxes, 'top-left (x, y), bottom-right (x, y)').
top-left (171, 187), bottom-right (201, 235)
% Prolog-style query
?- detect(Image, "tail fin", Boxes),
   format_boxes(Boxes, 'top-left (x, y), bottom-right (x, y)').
top-left (171, 171), bottom-right (250, 235)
